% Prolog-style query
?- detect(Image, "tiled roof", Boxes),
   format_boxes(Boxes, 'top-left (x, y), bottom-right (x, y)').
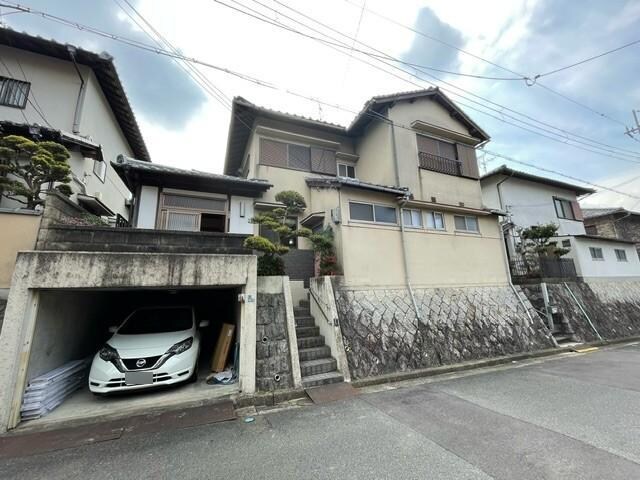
top-left (305, 176), bottom-right (409, 196)
top-left (481, 165), bottom-right (595, 196)
top-left (581, 207), bottom-right (628, 219)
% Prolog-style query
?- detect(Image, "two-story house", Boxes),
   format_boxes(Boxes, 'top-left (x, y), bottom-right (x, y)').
top-left (481, 165), bottom-right (640, 280)
top-left (223, 89), bottom-right (509, 289)
top-left (0, 27), bottom-right (149, 218)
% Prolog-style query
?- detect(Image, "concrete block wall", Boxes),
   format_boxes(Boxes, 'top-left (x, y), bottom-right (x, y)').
top-left (334, 284), bottom-right (555, 380)
top-left (520, 281), bottom-right (640, 342)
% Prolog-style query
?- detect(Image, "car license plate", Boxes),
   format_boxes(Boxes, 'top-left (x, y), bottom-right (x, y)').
top-left (125, 371), bottom-right (153, 385)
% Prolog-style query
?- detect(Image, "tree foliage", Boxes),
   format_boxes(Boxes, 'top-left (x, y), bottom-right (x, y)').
top-left (0, 135), bottom-right (72, 209)
top-left (519, 223), bottom-right (569, 257)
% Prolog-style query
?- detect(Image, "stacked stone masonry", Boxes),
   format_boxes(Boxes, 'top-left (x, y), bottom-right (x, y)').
top-left (255, 292), bottom-right (294, 391)
top-left (335, 285), bottom-right (555, 380)
top-left (521, 281), bottom-right (640, 342)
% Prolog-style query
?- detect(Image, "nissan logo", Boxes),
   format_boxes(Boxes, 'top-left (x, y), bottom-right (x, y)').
top-left (136, 358), bottom-right (147, 368)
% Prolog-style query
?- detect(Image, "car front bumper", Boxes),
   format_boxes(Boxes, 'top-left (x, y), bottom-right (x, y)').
top-left (88, 349), bottom-right (198, 394)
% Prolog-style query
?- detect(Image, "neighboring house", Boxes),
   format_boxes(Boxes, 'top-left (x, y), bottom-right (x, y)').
top-left (224, 88), bottom-right (509, 288)
top-left (481, 165), bottom-right (640, 280)
top-left (0, 27), bottom-right (149, 219)
top-left (582, 207), bottom-right (640, 257)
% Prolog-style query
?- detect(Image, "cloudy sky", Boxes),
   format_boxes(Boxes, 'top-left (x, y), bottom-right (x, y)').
top-left (4, 0), bottom-right (640, 208)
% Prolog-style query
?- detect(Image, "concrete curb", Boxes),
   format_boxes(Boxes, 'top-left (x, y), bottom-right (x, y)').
top-left (350, 335), bottom-right (640, 389)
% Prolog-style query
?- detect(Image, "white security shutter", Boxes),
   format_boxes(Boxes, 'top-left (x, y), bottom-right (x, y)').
top-left (165, 212), bottom-right (199, 231)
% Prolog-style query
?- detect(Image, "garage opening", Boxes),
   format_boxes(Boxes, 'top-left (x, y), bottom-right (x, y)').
top-left (20, 286), bottom-right (242, 427)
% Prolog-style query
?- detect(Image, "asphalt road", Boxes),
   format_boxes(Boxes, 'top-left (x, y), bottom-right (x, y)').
top-left (3, 343), bottom-right (640, 479)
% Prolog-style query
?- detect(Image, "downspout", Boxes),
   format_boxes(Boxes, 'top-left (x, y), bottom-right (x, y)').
top-left (389, 118), bottom-right (422, 320)
top-left (67, 46), bottom-right (86, 134)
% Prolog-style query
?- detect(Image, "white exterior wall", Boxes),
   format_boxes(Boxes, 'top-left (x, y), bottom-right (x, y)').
top-left (0, 46), bottom-right (136, 218)
top-left (136, 186), bottom-right (159, 228)
top-left (484, 177), bottom-right (586, 236)
top-left (560, 237), bottom-right (640, 279)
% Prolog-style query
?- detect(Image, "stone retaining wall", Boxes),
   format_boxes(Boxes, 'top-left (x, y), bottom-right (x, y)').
top-left (255, 283), bottom-right (295, 391)
top-left (520, 281), bottom-right (640, 342)
top-left (334, 284), bottom-right (555, 380)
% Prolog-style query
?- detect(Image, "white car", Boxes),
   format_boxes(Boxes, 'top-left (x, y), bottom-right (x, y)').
top-left (89, 306), bottom-right (207, 394)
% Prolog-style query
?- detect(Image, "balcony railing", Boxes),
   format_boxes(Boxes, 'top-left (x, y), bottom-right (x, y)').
top-left (418, 151), bottom-right (462, 176)
top-left (509, 256), bottom-right (577, 280)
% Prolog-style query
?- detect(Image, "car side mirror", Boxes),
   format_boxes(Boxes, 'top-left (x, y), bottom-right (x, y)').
top-left (198, 320), bottom-right (210, 328)
top-left (108, 326), bottom-right (118, 334)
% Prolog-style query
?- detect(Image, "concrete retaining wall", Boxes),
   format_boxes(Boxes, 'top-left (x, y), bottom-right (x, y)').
top-left (520, 281), bottom-right (640, 342)
top-left (334, 284), bottom-right (555, 380)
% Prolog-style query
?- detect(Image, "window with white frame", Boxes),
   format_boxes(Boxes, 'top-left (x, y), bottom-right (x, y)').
top-left (337, 163), bottom-right (356, 178)
top-left (349, 201), bottom-right (397, 224)
top-left (0, 76), bottom-right (30, 108)
top-left (454, 215), bottom-right (479, 232)
top-left (615, 249), bottom-right (628, 262)
top-left (93, 159), bottom-right (107, 183)
top-left (425, 211), bottom-right (445, 230)
top-left (589, 247), bottom-right (604, 260)
top-left (402, 209), bottom-right (422, 228)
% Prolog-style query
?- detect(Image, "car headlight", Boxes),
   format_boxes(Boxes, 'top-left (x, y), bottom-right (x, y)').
top-left (99, 344), bottom-right (119, 361)
top-left (167, 337), bottom-right (193, 356)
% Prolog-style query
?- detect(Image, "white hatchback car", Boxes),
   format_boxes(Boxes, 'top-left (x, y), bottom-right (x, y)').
top-left (89, 306), bottom-right (207, 394)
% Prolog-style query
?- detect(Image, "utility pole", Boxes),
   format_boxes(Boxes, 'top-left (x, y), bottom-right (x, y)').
top-left (626, 110), bottom-right (640, 139)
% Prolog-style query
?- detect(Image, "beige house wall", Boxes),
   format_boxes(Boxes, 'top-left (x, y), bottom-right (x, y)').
top-left (0, 211), bottom-right (41, 289)
top-left (353, 118), bottom-right (394, 187)
top-left (336, 187), bottom-right (508, 288)
top-left (0, 46), bottom-right (135, 218)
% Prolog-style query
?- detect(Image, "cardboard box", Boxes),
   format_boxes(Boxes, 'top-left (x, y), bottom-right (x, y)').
top-left (211, 323), bottom-right (235, 372)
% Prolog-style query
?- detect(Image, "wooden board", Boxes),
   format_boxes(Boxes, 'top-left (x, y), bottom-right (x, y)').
top-left (210, 323), bottom-right (235, 372)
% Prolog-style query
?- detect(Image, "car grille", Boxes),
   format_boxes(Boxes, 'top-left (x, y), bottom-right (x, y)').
top-left (121, 355), bottom-right (162, 370)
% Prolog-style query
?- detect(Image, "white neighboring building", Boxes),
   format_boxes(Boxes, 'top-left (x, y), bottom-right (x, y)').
top-left (0, 28), bottom-right (149, 219)
top-left (481, 165), bottom-right (640, 280)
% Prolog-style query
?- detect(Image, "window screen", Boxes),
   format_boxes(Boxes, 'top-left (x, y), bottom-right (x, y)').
top-left (426, 212), bottom-right (445, 230)
top-left (349, 202), bottom-right (374, 222)
top-left (402, 209), bottom-right (422, 228)
top-left (288, 144), bottom-right (311, 170)
top-left (162, 194), bottom-right (226, 212)
top-left (374, 205), bottom-right (397, 224)
top-left (165, 212), bottom-right (199, 231)
top-left (0, 76), bottom-right (30, 108)
top-left (260, 138), bottom-right (287, 167)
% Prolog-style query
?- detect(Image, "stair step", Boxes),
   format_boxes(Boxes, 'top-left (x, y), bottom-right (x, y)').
top-left (294, 307), bottom-right (310, 317)
top-left (299, 300), bottom-right (310, 308)
top-left (302, 371), bottom-right (344, 388)
top-left (298, 345), bottom-right (332, 361)
top-left (297, 335), bottom-right (325, 349)
top-left (295, 316), bottom-right (315, 328)
top-left (296, 326), bottom-right (320, 338)
top-left (554, 334), bottom-right (574, 342)
top-left (300, 358), bottom-right (338, 377)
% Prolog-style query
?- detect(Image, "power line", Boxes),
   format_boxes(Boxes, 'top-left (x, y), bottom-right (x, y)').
top-left (5, 1), bottom-right (639, 199)
top-left (534, 38), bottom-right (640, 79)
top-left (218, 0), bottom-right (640, 162)
top-left (340, 0), bottom-right (628, 127)
top-left (0, 55), bottom-right (52, 127)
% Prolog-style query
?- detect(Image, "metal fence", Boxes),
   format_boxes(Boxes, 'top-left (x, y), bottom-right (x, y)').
top-left (509, 256), bottom-right (577, 279)
top-left (418, 151), bottom-right (462, 176)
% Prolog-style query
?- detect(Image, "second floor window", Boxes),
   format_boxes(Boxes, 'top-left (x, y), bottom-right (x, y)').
top-left (454, 215), bottom-right (479, 232)
top-left (589, 247), bottom-right (604, 260)
top-left (337, 163), bottom-right (356, 178)
top-left (349, 201), bottom-right (397, 224)
top-left (615, 249), bottom-right (628, 262)
top-left (554, 197), bottom-right (576, 220)
top-left (0, 76), bottom-right (30, 108)
top-left (260, 138), bottom-right (336, 175)
top-left (416, 134), bottom-right (462, 176)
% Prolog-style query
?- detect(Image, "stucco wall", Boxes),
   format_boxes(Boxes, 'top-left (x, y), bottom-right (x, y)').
top-left (560, 237), bottom-right (640, 279)
top-left (136, 185), bottom-right (159, 228)
top-left (483, 176), bottom-right (586, 236)
top-left (335, 284), bottom-right (555, 380)
top-left (0, 46), bottom-right (135, 218)
top-left (0, 210), bottom-right (41, 289)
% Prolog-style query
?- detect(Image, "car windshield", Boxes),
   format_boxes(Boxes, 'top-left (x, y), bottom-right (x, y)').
top-left (118, 308), bottom-right (193, 335)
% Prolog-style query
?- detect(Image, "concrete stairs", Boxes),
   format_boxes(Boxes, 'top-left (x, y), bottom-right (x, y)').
top-left (552, 319), bottom-right (580, 346)
top-left (295, 300), bottom-right (343, 388)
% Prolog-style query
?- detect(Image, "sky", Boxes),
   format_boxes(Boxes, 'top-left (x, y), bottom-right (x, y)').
top-left (3, 0), bottom-right (640, 208)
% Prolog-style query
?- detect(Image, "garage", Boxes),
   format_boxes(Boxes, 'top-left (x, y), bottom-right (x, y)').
top-left (0, 251), bottom-right (257, 432)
